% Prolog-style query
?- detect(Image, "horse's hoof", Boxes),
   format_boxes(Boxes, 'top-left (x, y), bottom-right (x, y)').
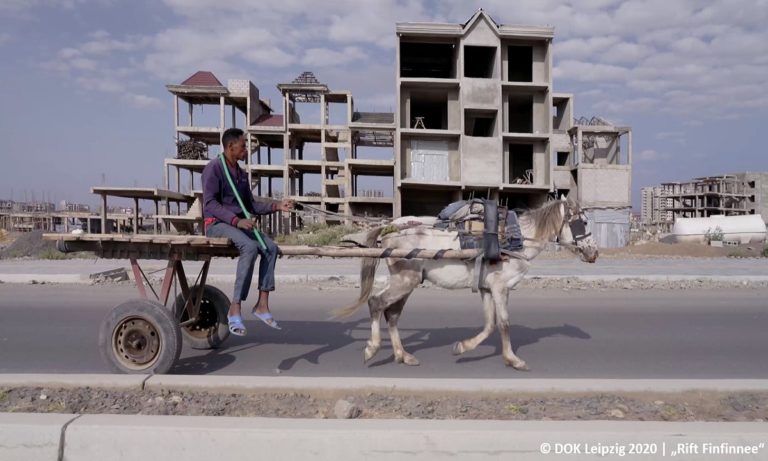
top-left (403, 354), bottom-right (420, 366)
top-left (505, 359), bottom-right (530, 371)
top-left (452, 342), bottom-right (465, 356)
top-left (363, 346), bottom-right (378, 363)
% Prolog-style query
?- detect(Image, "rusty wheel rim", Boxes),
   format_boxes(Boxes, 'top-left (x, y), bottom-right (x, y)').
top-left (112, 317), bottom-right (161, 370)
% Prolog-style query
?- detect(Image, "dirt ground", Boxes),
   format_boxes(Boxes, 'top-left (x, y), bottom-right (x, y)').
top-left (600, 241), bottom-right (764, 259)
top-left (0, 387), bottom-right (765, 422)
top-left (0, 231), bottom-right (59, 259)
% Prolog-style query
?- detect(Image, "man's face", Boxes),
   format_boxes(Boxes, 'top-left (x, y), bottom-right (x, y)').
top-left (226, 136), bottom-right (247, 161)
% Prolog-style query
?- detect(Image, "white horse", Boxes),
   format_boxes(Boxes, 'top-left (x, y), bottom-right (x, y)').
top-left (336, 197), bottom-right (599, 369)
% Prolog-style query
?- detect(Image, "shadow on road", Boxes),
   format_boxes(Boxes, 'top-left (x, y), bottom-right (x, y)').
top-left (170, 316), bottom-right (590, 374)
top-left (368, 322), bottom-right (591, 367)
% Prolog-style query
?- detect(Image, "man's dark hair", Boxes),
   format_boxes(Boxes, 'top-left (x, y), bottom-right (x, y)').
top-left (221, 128), bottom-right (244, 148)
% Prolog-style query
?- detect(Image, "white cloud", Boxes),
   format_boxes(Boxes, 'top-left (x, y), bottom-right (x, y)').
top-left (125, 94), bottom-right (163, 109)
top-left (655, 131), bottom-right (685, 140)
top-left (302, 47), bottom-right (367, 67)
top-left (243, 47), bottom-right (297, 68)
top-left (594, 97), bottom-right (657, 114)
top-left (554, 36), bottom-right (620, 61)
top-left (30, 0), bottom-right (768, 120)
top-left (554, 60), bottom-right (627, 82)
top-left (637, 149), bottom-right (661, 161)
top-left (0, 0), bottom-right (107, 13)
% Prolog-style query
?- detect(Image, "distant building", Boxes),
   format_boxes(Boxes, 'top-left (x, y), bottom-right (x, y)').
top-left (59, 200), bottom-right (91, 213)
top-left (15, 201), bottom-right (55, 213)
top-left (643, 172), bottom-right (768, 228)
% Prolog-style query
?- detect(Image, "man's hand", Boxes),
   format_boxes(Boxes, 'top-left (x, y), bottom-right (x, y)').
top-left (277, 200), bottom-right (295, 212)
top-left (236, 218), bottom-right (255, 230)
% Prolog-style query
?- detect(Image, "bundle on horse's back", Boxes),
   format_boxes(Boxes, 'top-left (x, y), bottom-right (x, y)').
top-left (434, 199), bottom-right (523, 254)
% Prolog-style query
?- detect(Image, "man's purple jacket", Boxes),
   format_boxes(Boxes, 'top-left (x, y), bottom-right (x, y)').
top-left (202, 157), bottom-right (276, 227)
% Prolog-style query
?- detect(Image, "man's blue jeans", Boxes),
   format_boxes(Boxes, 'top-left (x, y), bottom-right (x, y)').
top-left (206, 222), bottom-right (278, 302)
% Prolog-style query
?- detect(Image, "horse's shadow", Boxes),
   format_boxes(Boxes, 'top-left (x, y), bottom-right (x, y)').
top-left (367, 323), bottom-right (591, 367)
top-left (172, 318), bottom-right (370, 374)
top-left (170, 319), bottom-right (590, 373)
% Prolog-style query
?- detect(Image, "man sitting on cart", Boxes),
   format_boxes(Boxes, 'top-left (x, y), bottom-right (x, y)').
top-left (202, 127), bottom-right (294, 336)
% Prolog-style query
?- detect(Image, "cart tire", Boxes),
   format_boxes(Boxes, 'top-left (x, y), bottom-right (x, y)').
top-left (99, 299), bottom-right (182, 375)
top-left (174, 285), bottom-right (230, 349)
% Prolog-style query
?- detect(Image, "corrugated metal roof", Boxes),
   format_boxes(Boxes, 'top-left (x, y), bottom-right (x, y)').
top-left (181, 71), bottom-right (224, 87)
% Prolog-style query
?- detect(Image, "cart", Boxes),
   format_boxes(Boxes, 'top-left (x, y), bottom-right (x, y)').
top-left (42, 233), bottom-right (480, 374)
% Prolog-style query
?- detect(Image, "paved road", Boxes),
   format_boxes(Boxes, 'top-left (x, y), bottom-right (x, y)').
top-left (1, 284), bottom-right (766, 378)
top-left (1, 256), bottom-right (767, 279)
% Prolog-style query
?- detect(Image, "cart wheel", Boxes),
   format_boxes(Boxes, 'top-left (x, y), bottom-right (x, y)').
top-left (174, 285), bottom-right (230, 349)
top-left (99, 299), bottom-right (182, 374)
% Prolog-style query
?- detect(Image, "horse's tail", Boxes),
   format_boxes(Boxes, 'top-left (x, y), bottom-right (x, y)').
top-left (333, 226), bottom-right (387, 319)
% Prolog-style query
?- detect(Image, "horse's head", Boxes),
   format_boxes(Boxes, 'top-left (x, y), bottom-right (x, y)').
top-left (557, 197), bottom-right (599, 263)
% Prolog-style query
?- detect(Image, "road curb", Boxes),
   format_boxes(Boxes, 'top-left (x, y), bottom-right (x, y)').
top-left (0, 412), bottom-right (77, 461)
top-left (2, 413), bottom-right (767, 461)
top-left (3, 374), bottom-right (768, 394)
top-left (3, 376), bottom-right (768, 459)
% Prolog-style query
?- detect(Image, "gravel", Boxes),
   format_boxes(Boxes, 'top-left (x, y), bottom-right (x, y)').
top-left (0, 231), bottom-right (56, 259)
top-left (0, 387), bottom-right (765, 422)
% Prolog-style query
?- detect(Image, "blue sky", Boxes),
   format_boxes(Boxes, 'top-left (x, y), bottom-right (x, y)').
top-left (1, 0), bottom-right (766, 210)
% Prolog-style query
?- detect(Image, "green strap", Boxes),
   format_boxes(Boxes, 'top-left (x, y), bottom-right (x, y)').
top-left (218, 153), bottom-right (267, 251)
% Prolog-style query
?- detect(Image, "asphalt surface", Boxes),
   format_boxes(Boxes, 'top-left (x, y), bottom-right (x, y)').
top-left (0, 283), bottom-right (766, 378)
top-left (1, 256), bottom-right (767, 278)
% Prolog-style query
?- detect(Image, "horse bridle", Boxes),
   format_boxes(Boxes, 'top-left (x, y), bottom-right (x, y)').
top-left (556, 207), bottom-right (592, 248)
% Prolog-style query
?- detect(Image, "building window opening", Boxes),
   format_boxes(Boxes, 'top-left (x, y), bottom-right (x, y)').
top-left (464, 46), bottom-right (496, 78)
top-left (400, 42), bottom-right (455, 78)
top-left (507, 94), bottom-right (533, 133)
top-left (464, 110), bottom-right (497, 137)
top-left (507, 46), bottom-right (533, 82)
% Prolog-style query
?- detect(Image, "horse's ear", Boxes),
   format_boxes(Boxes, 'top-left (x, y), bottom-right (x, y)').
top-left (559, 193), bottom-right (568, 201)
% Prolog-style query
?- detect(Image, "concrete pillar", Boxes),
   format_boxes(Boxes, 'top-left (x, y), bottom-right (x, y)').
top-left (576, 129), bottom-right (583, 164)
top-left (283, 133), bottom-right (290, 199)
top-left (320, 94), bottom-right (326, 126)
top-left (347, 94), bottom-right (353, 125)
top-left (219, 96), bottom-right (225, 149)
top-left (164, 161), bottom-right (169, 191)
top-left (101, 195), bottom-right (107, 234)
top-left (174, 95), bottom-right (179, 134)
top-left (176, 166), bottom-right (181, 214)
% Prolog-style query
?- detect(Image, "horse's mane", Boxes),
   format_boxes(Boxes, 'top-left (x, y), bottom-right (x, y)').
top-left (519, 200), bottom-right (564, 241)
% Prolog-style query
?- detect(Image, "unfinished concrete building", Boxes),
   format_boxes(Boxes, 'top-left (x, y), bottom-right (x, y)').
top-left (642, 172), bottom-right (768, 233)
top-left (156, 11), bottom-right (633, 244)
top-left (395, 10), bottom-right (632, 246)
top-left (166, 71), bottom-right (395, 232)
top-left (732, 172), bottom-right (768, 220)
top-left (663, 176), bottom-right (748, 219)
